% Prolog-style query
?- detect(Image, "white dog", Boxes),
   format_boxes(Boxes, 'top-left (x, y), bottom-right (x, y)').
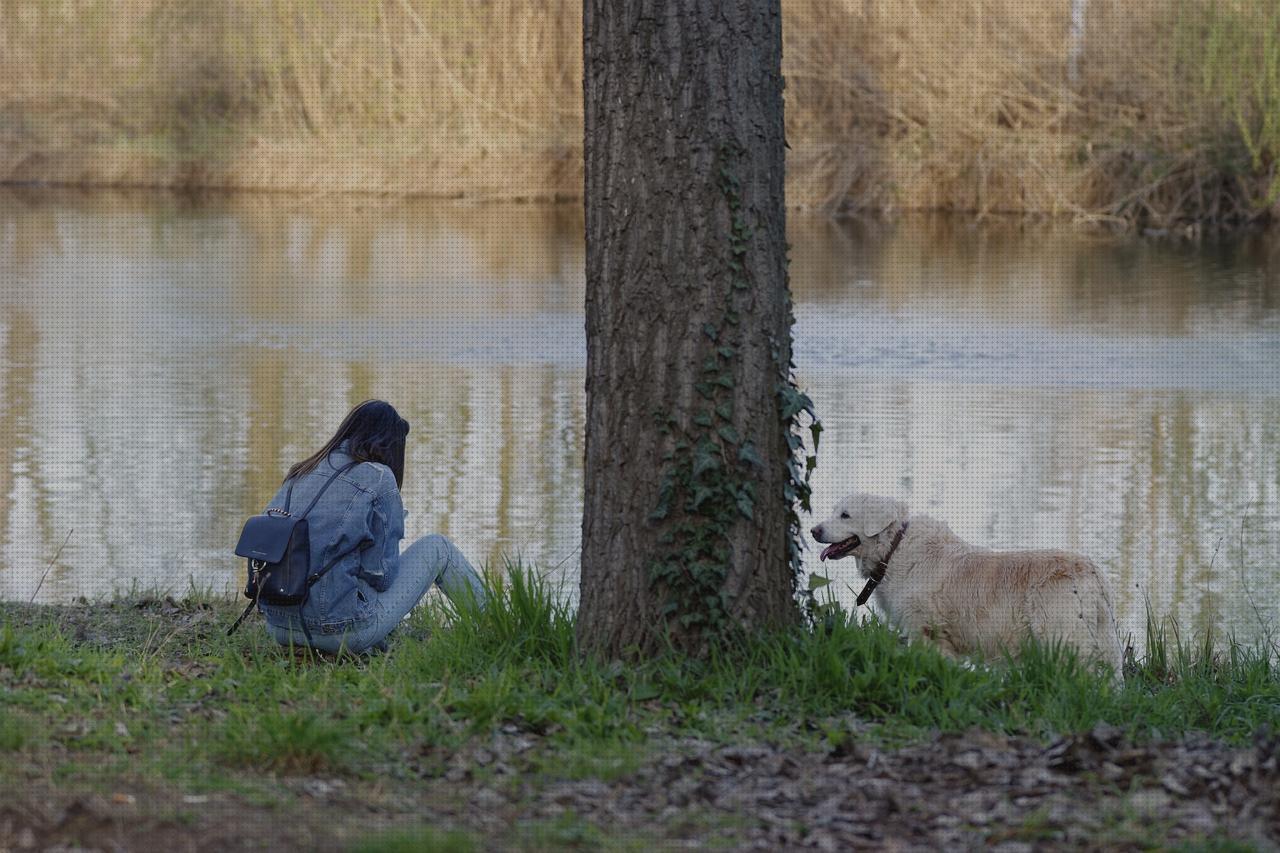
top-left (811, 493), bottom-right (1123, 673)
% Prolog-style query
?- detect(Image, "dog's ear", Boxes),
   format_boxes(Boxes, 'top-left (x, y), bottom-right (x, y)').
top-left (858, 495), bottom-right (905, 537)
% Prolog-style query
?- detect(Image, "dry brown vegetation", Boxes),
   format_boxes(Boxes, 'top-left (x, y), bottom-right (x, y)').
top-left (1, 0), bottom-right (1277, 227)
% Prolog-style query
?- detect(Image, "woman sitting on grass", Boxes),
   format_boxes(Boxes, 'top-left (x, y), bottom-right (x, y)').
top-left (258, 399), bottom-right (486, 654)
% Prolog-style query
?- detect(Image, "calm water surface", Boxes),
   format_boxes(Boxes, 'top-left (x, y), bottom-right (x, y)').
top-left (2, 190), bottom-right (1278, 648)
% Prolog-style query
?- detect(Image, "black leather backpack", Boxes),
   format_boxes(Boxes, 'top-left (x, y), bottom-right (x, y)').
top-left (227, 460), bottom-right (365, 639)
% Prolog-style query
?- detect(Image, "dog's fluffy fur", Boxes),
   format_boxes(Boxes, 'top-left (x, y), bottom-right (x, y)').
top-left (812, 493), bottom-right (1123, 672)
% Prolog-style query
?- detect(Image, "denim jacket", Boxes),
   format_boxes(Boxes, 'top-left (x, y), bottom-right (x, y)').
top-left (258, 443), bottom-right (405, 634)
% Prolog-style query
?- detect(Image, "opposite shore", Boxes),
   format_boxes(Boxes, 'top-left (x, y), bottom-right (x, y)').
top-left (3, 0), bottom-right (1280, 229)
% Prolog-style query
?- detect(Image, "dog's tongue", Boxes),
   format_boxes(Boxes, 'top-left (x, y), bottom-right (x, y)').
top-left (820, 543), bottom-right (836, 561)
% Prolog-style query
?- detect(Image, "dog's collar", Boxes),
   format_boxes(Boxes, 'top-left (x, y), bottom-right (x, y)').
top-left (855, 520), bottom-right (909, 607)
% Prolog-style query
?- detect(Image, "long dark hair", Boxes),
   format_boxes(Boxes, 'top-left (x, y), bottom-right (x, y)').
top-left (285, 400), bottom-right (410, 488)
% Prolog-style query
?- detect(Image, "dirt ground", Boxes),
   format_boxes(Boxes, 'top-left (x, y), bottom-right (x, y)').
top-left (3, 721), bottom-right (1277, 851)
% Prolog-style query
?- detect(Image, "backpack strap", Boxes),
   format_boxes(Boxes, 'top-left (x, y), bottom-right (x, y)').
top-left (293, 536), bottom-right (373, 650)
top-left (225, 537), bottom-right (371, 640)
top-left (226, 597), bottom-right (258, 636)
top-left (282, 459), bottom-right (361, 518)
top-left (307, 536), bottom-right (373, 589)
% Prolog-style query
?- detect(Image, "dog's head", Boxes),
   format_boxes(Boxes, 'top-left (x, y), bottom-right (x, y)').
top-left (810, 493), bottom-right (907, 564)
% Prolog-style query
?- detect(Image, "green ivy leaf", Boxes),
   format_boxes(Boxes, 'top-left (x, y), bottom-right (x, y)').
top-left (692, 442), bottom-right (720, 478)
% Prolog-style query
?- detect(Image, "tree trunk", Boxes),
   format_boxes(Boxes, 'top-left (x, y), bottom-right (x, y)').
top-left (578, 0), bottom-right (800, 657)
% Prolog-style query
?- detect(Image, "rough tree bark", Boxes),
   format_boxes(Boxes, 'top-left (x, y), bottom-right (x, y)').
top-left (577, 0), bottom-right (803, 657)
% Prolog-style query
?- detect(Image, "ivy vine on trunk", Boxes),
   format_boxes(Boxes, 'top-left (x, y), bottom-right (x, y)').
top-left (577, 0), bottom-right (815, 657)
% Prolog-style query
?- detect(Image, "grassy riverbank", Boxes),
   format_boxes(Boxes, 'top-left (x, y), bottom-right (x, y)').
top-left (2, 0), bottom-right (1280, 228)
top-left (2, 568), bottom-right (1279, 849)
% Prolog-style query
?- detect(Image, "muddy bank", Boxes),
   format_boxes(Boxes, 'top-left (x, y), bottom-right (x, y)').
top-left (0, 138), bottom-right (583, 204)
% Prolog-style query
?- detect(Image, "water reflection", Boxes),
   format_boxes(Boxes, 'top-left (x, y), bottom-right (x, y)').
top-left (0, 190), bottom-right (587, 606)
top-left (0, 190), bottom-right (1277, 649)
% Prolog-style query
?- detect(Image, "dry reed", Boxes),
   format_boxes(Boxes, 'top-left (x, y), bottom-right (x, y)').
top-left (0, 0), bottom-right (1276, 227)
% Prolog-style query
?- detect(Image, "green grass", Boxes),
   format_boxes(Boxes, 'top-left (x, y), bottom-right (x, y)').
top-left (1173, 841), bottom-right (1261, 853)
top-left (0, 708), bottom-right (28, 751)
top-left (212, 706), bottom-right (355, 774)
top-left (1193, 0), bottom-right (1280, 203)
top-left (1, 564), bottom-right (1278, 797)
top-left (350, 827), bottom-right (480, 853)
top-left (352, 817), bottom-right (663, 853)
top-left (2, 565), bottom-right (1277, 849)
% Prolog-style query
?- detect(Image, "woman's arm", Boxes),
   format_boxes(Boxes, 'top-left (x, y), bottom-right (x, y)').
top-left (356, 468), bottom-right (405, 592)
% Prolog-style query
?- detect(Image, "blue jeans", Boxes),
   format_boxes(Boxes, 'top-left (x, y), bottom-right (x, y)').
top-left (268, 533), bottom-right (486, 654)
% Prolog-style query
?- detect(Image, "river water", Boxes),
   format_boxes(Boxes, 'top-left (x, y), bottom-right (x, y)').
top-left (1, 190), bottom-right (1277, 648)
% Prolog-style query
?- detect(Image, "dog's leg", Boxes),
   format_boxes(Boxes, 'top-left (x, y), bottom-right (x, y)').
top-left (920, 624), bottom-right (965, 660)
